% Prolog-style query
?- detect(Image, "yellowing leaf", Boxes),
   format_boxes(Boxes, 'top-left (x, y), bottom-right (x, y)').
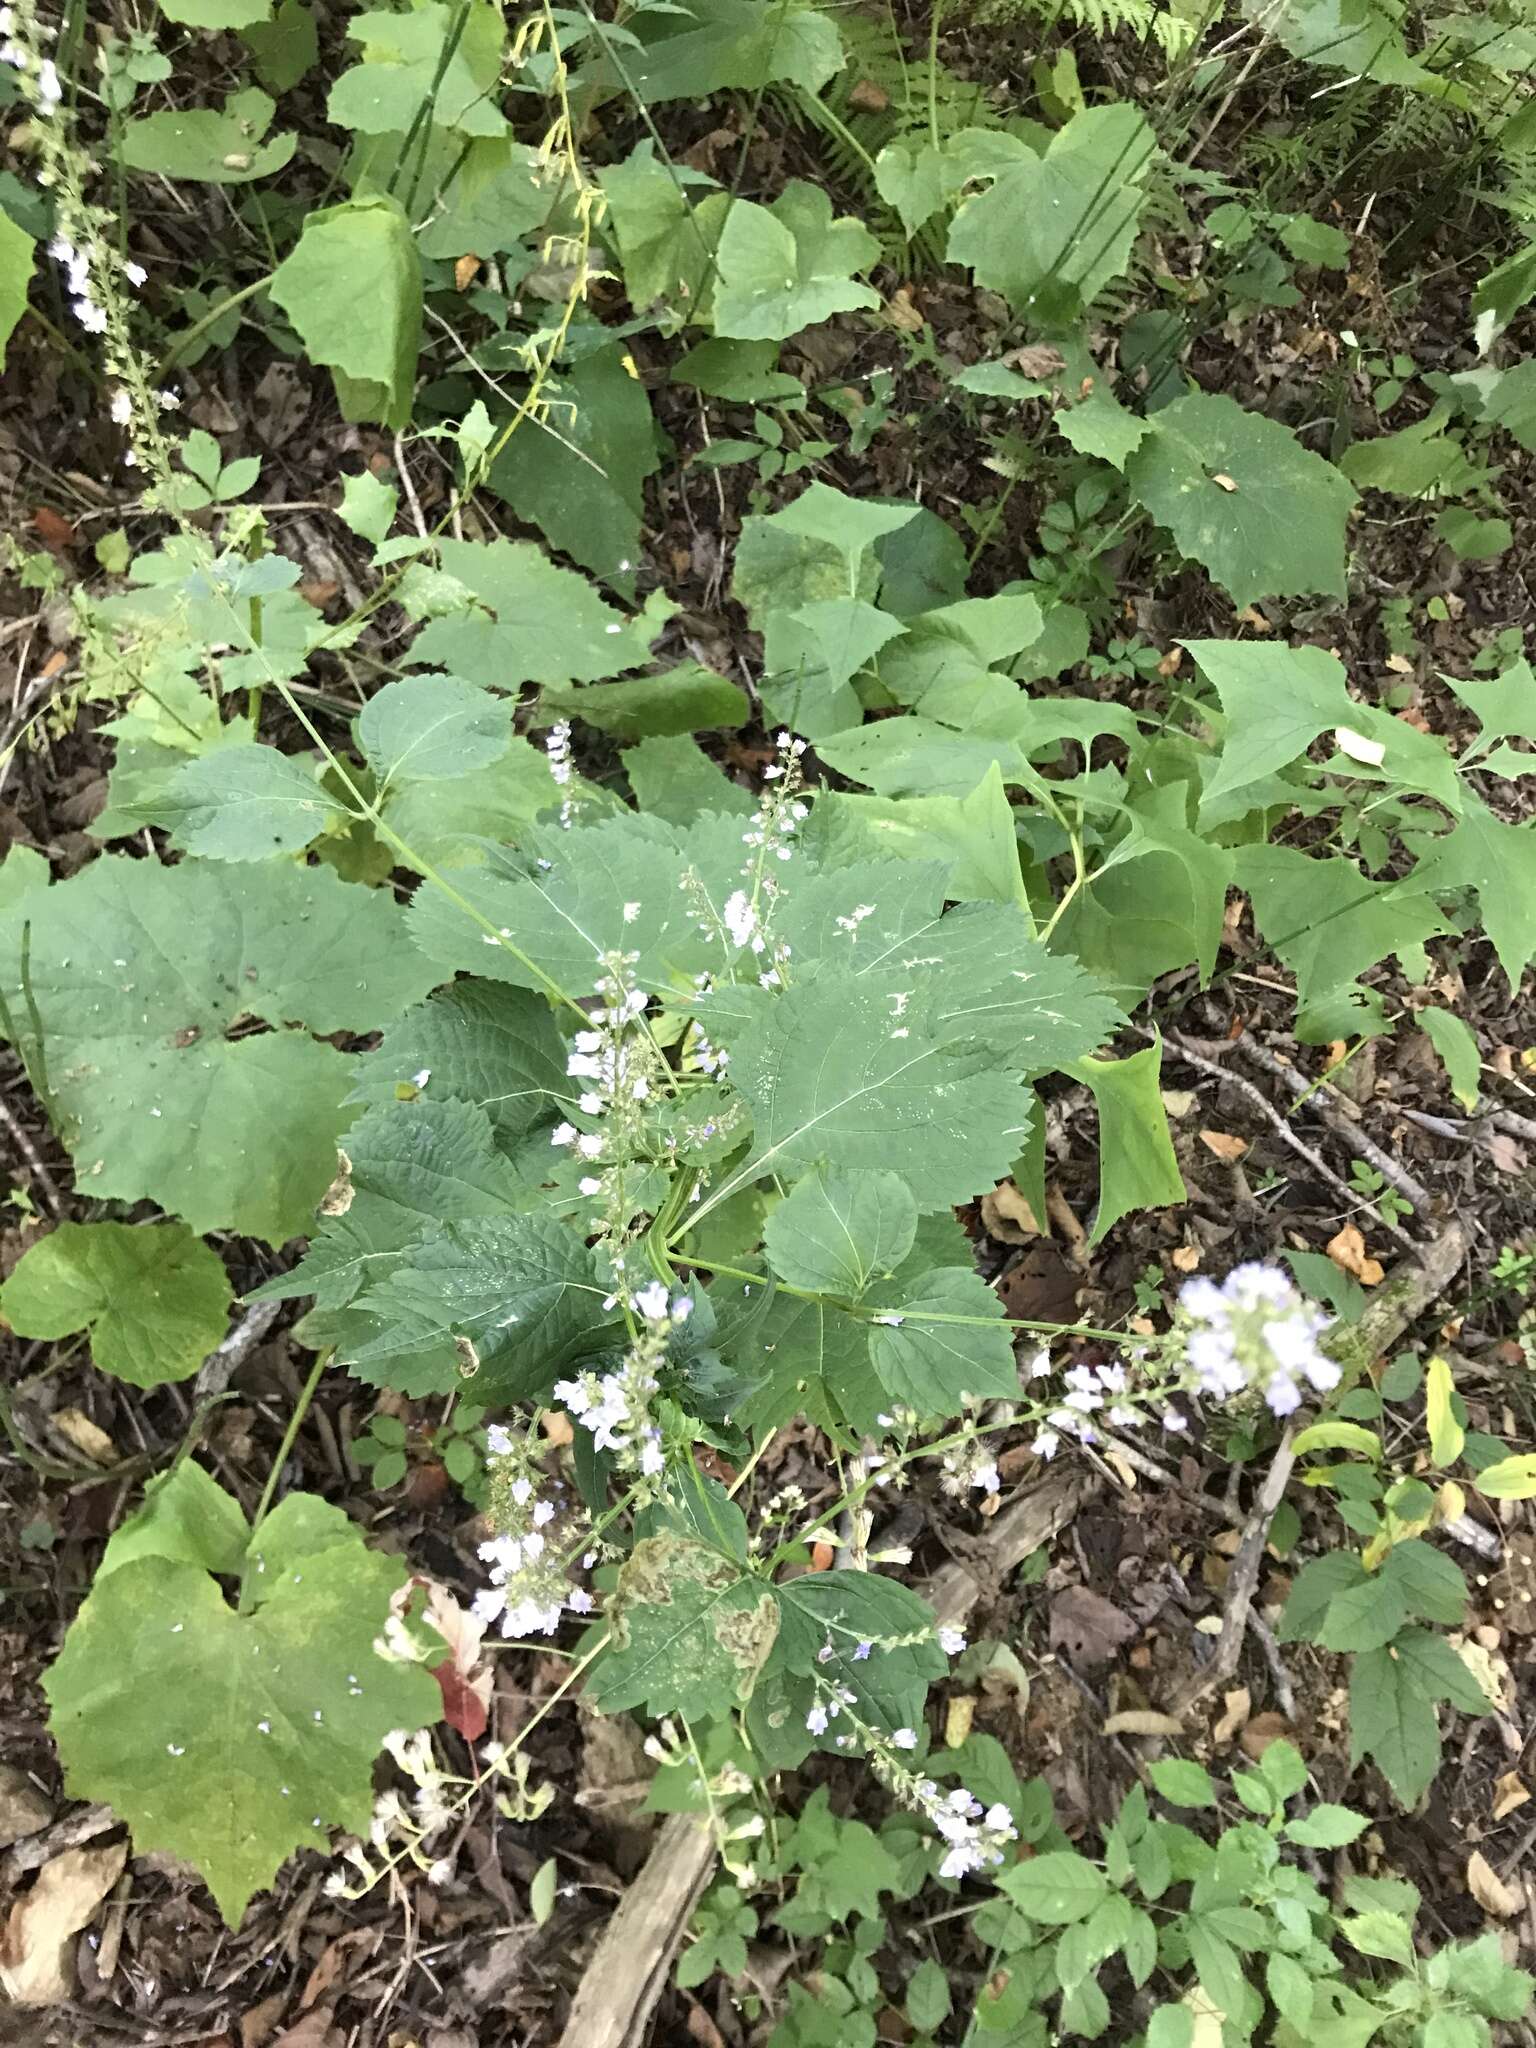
top-left (1425, 1355), bottom-right (1465, 1467)
top-left (1474, 1453), bottom-right (1536, 1500)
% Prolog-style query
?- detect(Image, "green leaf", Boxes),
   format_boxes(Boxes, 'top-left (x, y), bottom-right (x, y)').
top-left (1340, 417), bottom-right (1477, 498)
top-left (807, 764), bottom-right (1030, 912)
top-left (1055, 387), bottom-right (1148, 469)
top-left (1062, 1044), bottom-right (1186, 1243)
top-left (714, 180), bottom-right (879, 341)
top-left (623, 735), bottom-right (753, 821)
top-left (0, 1222), bottom-right (229, 1388)
top-left (1292, 1420), bottom-right (1381, 1458)
top-left (44, 1476), bottom-right (439, 1925)
top-left (360, 674), bottom-right (514, 786)
top-left (1277, 1552), bottom-right (1369, 1642)
top-left (1424, 1356), bottom-right (1465, 1468)
top-left (607, 0), bottom-right (845, 104)
top-left (1481, 359), bottom-right (1536, 454)
top-left (866, 1265), bottom-right (1019, 1411)
top-left (1391, 1626), bottom-right (1494, 1716)
top-left (1473, 1454), bottom-right (1536, 1501)
top-left (1418, 1008), bottom-right (1481, 1109)
top-left (1279, 213), bottom-right (1351, 267)
top-left (349, 981), bottom-right (567, 1144)
top-left (1412, 798), bottom-right (1536, 991)
top-left (698, 974), bottom-right (1031, 1213)
top-left (0, 858), bottom-right (435, 1242)
top-left (0, 204), bottom-right (35, 370)
top-left (488, 340), bottom-right (661, 591)
top-left (241, 0), bottom-right (317, 93)
top-left (761, 596), bottom-right (905, 738)
top-left (764, 1167), bottom-right (917, 1298)
top-left (1056, 783), bottom-right (1234, 999)
top-left (1126, 391), bottom-right (1357, 604)
top-left (412, 536), bottom-right (656, 686)
top-left (1187, 640), bottom-right (1356, 816)
top-left (550, 664), bottom-right (750, 741)
top-left (947, 106), bottom-right (1156, 323)
top-left (121, 86), bottom-right (296, 184)
top-left (161, 0), bottom-right (271, 26)
top-left (908, 1959), bottom-right (951, 2031)
top-left (1473, 241), bottom-right (1536, 353)
top-left (269, 196), bottom-right (421, 431)
top-left (327, 2), bottom-right (508, 138)
top-left (998, 1849), bottom-right (1109, 1924)
top-left (416, 140), bottom-right (552, 256)
top-left (1146, 2006), bottom-right (1194, 2048)
top-left (338, 469), bottom-right (398, 544)
top-left (345, 1215), bottom-right (621, 1400)
top-left (1286, 1804), bottom-right (1369, 1848)
top-left (1348, 1644), bottom-right (1441, 1803)
top-left (588, 1532), bottom-right (779, 1721)
top-left (1148, 1759), bottom-right (1217, 1809)
top-left (774, 1571), bottom-right (946, 1737)
top-left (1317, 1574), bottom-right (1409, 1652)
top-left (99, 1458), bottom-right (250, 1579)
top-left (1266, 1951), bottom-right (1316, 2028)
top-left (600, 145), bottom-right (725, 313)
top-left (875, 139), bottom-right (949, 238)
top-left (159, 743), bottom-right (340, 861)
top-left (1234, 844), bottom-right (1446, 1012)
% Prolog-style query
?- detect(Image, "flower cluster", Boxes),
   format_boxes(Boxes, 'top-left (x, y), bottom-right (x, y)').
top-left (544, 717), bottom-right (576, 827)
top-left (1178, 1263), bottom-right (1338, 1416)
top-left (915, 1778), bottom-right (1020, 1880)
top-left (551, 952), bottom-right (666, 1233)
top-left (474, 1425), bottom-right (595, 1640)
top-left (553, 1281), bottom-right (691, 1489)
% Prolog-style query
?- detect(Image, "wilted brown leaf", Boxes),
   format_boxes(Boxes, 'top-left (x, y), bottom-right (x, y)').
top-left (1102, 1709), bottom-right (1185, 1737)
top-left (0, 1840), bottom-right (126, 2004)
top-left (1238, 1711), bottom-right (1293, 1760)
top-left (1492, 1771), bottom-right (1530, 1821)
top-left (1326, 1223), bottom-right (1385, 1286)
top-left (1213, 1687), bottom-right (1251, 1745)
top-left (48, 1409), bottom-right (116, 1465)
top-left (1467, 1850), bottom-right (1522, 1918)
top-left (1199, 1130), bottom-right (1250, 1163)
top-left (981, 1179), bottom-right (1041, 1243)
top-left (1049, 1586), bottom-right (1138, 1666)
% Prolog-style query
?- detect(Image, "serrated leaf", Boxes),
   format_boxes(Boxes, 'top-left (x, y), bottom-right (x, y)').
top-left (411, 536), bottom-right (655, 686)
top-left (1126, 391), bottom-right (1357, 605)
top-left (608, 0), bottom-right (845, 105)
top-left (1148, 1759), bottom-right (1217, 1808)
top-left (269, 196), bottom-right (420, 430)
top-left (0, 858), bottom-right (436, 1242)
top-left (714, 180), bottom-right (879, 341)
top-left (1348, 1644), bottom-right (1441, 1803)
top-left (588, 1532), bottom-right (779, 1721)
top-left (867, 1265), bottom-right (1019, 1410)
top-left (947, 106), bottom-right (1155, 323)
top-left (44, 1476), bottom-right (438, 1925)
top-left (349, 980), bottom-right (567, 1142)
top-left (160, 743), bottom-right (340, 860)
top-left (696, 974), bottom-right (1031, 1214)
top-left (763, 1166), bottom-right (917, 1298)
top-left (346, 1214), bottom-right (621, 1399)
top-left (774, 1571), bottom-right (945, 1737)
top-left (360, 674), bottom-right (514, 786)
top-left (1285, 1804), bottom-right (1369, 1848)
top-left (327, 2), bottom-right (507, 138)
top-left (1277, 1552), bottom-right (1369, 1642)
top-left (1318, 1573), bottom-right (1409, 1652)
top-left (1186, 640), bottom-right (1357, 816)
top-left (998, 1849), bottom-right (1110, 1923)
top-left (1411, 797), bottom-right (1536, 991)
top-left (0, 1222), bottom-right (229, 1388)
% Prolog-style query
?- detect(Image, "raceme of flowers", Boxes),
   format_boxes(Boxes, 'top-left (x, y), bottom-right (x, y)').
top-left (1178, 1262), bottom-right (1339, 1416)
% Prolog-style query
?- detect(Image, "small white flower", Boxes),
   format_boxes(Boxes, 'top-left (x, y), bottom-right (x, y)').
top-left (892, 1727), bottom-right (919, 1750)
top-left (550, 1122), bottom-right (577, 1148)
top-left (938, 1627), bottom-right (966, 1656)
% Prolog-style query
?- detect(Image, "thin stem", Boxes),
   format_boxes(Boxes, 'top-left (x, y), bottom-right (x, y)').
top-left (250, 1350), bottom-right (330, 1536)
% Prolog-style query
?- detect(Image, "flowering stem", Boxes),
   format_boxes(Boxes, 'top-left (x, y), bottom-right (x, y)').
top-left (157, 274), bottom-right (273, 373)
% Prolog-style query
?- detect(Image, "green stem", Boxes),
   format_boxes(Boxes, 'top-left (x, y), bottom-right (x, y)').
top-left (249, 1350), bottom-right (329, 1539)
top-left (157, 273), bottom-right (273, 375)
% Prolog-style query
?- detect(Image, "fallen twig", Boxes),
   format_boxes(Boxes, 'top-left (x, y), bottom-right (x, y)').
top-left (1236, 1039), bottom-right (1438, 1220)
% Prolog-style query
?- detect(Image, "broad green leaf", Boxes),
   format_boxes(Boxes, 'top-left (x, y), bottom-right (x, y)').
top-left (98, 1458), bottom-right (250, 1580)
top-left (774, 1571), bottom-right (946, 1736)
top-left (1186, 640), bottom-right (1356, 815)
top-left (327, 2), bottom-right (508, 138)
top-left (378, 737), bottom-right (603, 870)
top-left (406, 811), bottom-right (742, 997)
top-left (623, 735), bottom-right (754, 821)
top-left (605, 0), bottom-right (845, 104)
top-left (1474, 1454), bottom-right (1536, 1501)
top-left (1424, 1356), bottom-right (1464, 1467)
top-left (1480, 359), bottom-right (1536, 454)
top-left (600, 145), bottom-right (725, 312)
top-left (1340, 416), bottom-right (1477, 498)
top-left (1292, 1420), bottom-right (1380, 1457)
top-left (1249, 0), bottom-right (1432, 85)
top-left (1379, 1539), bottom-right (1466, 1626)
top-left (488, 341), bottom-right (660, 592)
top-left (1285, 1803), bottom-right (1368, 1849)
top-left (161, 0), bottom-right (271, 25)
top-left (999, 1849), bottom-right (1110, 1923)
top-left (714, 181), bottom-right (879, 341)
top-left (1317, 1575), bottom-right (1409, 1652)
top-left (1057, 784), bottom-right (1234, 998)
top-left (806, 764), bottom-right (1030, 911)
top-left (1234, 844), bottom-right (1446, 1011)
top-left (0, 1222), bottom-right (229, 1388)
top-left (0, 858), bottom-right (436, 1242)
top-left (1276, 1552), bottom-right (1369, 1642)
top-left (815, 717), bottom-right (1023, 800)
top-left (698, 975), bottom-right (1031, 1213)
top-left (588, 1532), bottom-right (779, 1720)
top-left (360, 674), bottom-right (513, 785)
top-left (160, 743), bottom-right (340, 860)
top-left (1148, 1759), bottom-right (1216, 1808)
top-left (121, 87), bottom-right (296, 184)
top-left (875, 139), bottom-right (949, 238)
top-left (412, 536), bottom-right (656, 686)
top-left (764, 1167), bottom-right (917, 1298)
top-left (44, 1478), bottom-right (439, 1926)
top-left (1063, 1044), bottom-right (1185, 1243)
top-left (1411, 798), bottom-right (1536, 990)
top-left (548, 664), bottom-right (750, 741)
top-left (269, 195), bottom-right (421, 430)
top-left (0, 205), bottom-right (35, 369)
top-left (415, 139), bottom-right (552, 255)
top-left (1391, 1628), bottom-right (1495, 1716)
top-left (866, 1265), bottom-right (1019, 1410)
top-left (337, 469), bottom-right (398, 543)
top-left (1473, 242), bottom-right (1536, 354)
top-left (735, 1287), bottom-right (883, 1441)
top-left (242, 0), bottom-right (317, 93)
top-left (1126, 391), bottom-right (1357, 604)
top-left (1054, 387), bottom-right (1147, 468)
top-left (947, 105), bottom-right (1156, 323)
top-left (345, 1215), bottom-right (622, 1399)
top-left (761, 596), bottom-right (905, 738)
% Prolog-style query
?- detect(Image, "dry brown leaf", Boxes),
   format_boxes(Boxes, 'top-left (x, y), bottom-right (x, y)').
top-left (981, 1179), bottom-right (1042, 1243)
top-left (1238, 1711), bottom-right (1293, 1760)
top-left (1492, 1771), bottom-right (1530, 1822)
top-left (0, 1840), bottom-right (127, 2004)
top-left (944, 1696), bottom-right (976, 1747)
top-left (847, 75), bottom-right (889, 111)
top-left (1199, 1130), bottom-right (1250, 1163)
top-left (454, 253), bottom-right (483, 291)
top-left (1049, 1586), bottom-right (1138, 1666)
top-left (48, 1408), bottom-right (116, 1465)
top-left (1467, 1850), bottom-right (1522, 1919)
top-left (1213, 1687), bottom-right (1252, 1745)
top-left (1102, 1709), bottom-right (1185, 1737)
top-left (1161, 1089), bottom-right (1196, 1118)
top-left (1007, 343), bottom-right (1067, 379)
top-left (240, 1991), bottom-right (288, 2048)
top-left (1235, 607), bottom-right (1273, 633)
top-left (1326, 1223), bottom-right (1385, 1286)
top-left (1487, 1131), bottom-right (1527, 1175)
top-left (885, 285), bottom-right (925, 333)
top-left (1171, 1245), bottom-right (1202, 1274)
top-left (1383, 653), bottom-right (1415, 675)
